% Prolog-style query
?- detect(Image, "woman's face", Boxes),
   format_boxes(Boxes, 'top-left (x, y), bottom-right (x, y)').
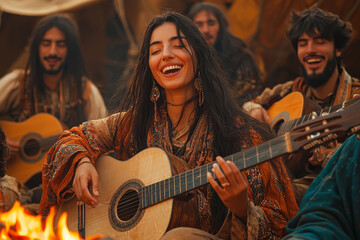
top-left (149, 22), bottom-right (196, 100)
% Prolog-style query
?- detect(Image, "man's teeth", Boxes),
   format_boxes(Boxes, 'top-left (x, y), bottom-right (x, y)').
top-left (307, 58), bottom-right (321, 63)
top-left (162, 65), bottom-right (182, 73)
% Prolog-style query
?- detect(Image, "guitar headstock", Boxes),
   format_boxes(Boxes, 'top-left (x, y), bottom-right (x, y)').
top-left (289, 99), bottom-right (360, 152)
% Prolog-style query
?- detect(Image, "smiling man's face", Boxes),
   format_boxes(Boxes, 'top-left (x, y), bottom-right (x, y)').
top-left (297, 30), bottom-right (341, 88)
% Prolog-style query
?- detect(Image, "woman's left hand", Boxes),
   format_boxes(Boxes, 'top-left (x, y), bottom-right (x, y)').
top-left (207, 156), bottom-right (248, 221)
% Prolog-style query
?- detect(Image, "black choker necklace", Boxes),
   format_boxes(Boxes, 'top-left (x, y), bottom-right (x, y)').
top-left (166, 96), bottom-right (197, 107)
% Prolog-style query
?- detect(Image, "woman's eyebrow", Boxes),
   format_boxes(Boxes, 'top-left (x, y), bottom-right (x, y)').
top-left (150, 36), bottom-right (187, 47)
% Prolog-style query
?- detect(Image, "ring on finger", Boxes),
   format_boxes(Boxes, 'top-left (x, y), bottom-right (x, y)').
top-left (221, 182), bottom-right (230, 188)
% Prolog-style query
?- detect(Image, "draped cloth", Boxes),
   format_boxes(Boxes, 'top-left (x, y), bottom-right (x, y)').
top-left (284, 134), bottom-right (360, 240)
top-left (39, 105), bottom-right (298, 238)
top-left (0, 0), bottom-right (100, 16)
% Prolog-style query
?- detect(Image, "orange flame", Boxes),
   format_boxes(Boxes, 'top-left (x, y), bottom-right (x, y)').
top-left (0, 201), bottom-right (103, 240)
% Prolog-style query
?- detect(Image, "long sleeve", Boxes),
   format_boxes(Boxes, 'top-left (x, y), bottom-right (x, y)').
top-left (39, 112), bottom-right (121, 215)
top-left (230, 129), bottom-right (299, 240)
top-left (283, 134), bottom-right (360, 240)
top-left (0, 69), bottom-right (23, 120)
top-left (83, 80), bottom-right (108, 120)
top-left (253, 81), bottom-right (294, 108)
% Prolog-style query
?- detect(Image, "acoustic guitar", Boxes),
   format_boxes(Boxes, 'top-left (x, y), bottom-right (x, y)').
top-left (0, 113), bottom-right (63, 184)
top-left (267, 91), bottom-right (358, 135)
top-left (56, 99), bottom-right (360, 240)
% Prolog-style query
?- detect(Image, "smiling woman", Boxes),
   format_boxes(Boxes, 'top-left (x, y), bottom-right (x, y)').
top-left (149, 22), bottom-right (196, 106)
top-left (40, 11), bottom-right (298, 240)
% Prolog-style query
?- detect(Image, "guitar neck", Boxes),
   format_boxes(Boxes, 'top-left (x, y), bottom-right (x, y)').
top-left (140, 134), bottom-right (291, 209)
top-left (40, 134), bottom-right (61, 152)
top-left (278, 98), bottom-right (356, 135)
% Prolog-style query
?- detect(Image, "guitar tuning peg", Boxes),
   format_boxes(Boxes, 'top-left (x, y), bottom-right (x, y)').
top-left (321, 112), bottom-right (329, 116)
top-left (311, 111), bottom-right (318, 119)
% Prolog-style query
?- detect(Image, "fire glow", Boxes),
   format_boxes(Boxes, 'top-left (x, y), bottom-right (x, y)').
top-left (0, 201), bottom-right (103, 240)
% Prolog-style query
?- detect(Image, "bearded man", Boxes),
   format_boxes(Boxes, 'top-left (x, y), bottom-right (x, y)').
top-left (246, 7), bottom-right (360, 120)
top-left (243, 7), bottom-right (360, 204)
top-left (0, 14), bottom-right (107, 155)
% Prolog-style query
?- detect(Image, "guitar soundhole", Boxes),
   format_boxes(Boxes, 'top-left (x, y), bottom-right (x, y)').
top-left (24, 139), bottom-right (40, 157)
top-left (109, 179), bottom-right (144, 231)
top-left (117, 189), bottom-right (139, 221)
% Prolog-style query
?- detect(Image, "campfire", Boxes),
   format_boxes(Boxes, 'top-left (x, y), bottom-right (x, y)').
top-left (0, 201), bottom-right (105, 240)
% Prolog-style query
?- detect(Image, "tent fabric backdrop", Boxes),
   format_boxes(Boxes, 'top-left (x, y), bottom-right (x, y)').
top-left (0, 0), bottom-right (100, 16)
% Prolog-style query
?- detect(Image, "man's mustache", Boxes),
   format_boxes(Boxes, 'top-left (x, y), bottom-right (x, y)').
top-left (44, 55), bottom-right (62, 61)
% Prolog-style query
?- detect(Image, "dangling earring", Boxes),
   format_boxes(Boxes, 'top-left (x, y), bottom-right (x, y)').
top-left (150, 79), bottom-right (160, 119)
top-left (194, 71), bottom-right (204, 106)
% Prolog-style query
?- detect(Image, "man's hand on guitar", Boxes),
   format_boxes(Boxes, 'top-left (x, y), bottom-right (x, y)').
top-left (72, 157), bottom-right (99, 207)
top-left (207, 156), bottom-right (248, 222)
top-left (249, 107), bottom-right (271, 124)
top-left (6, 137), bottom-right (20, 156)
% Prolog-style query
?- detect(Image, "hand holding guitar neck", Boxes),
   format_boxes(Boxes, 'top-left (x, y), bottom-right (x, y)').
top-left (207, 156), bottom-right (248, 222)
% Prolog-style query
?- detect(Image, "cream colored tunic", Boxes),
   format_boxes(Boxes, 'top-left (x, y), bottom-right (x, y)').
top-left (0, 69), bottom-right (107, 122)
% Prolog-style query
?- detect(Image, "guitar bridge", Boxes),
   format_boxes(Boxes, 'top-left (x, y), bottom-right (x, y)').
top-left (77, 201), bottom-right (85, 238)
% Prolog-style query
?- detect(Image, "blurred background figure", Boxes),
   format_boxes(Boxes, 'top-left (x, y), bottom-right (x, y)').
top-left (1, 0), bottom-right (359, 108)
top-left (188, 2), bottom-right (263, 105)
top-left (0, 14), bottom-right (107, 214)
top-left (0, 126), bottom-right (20, 213)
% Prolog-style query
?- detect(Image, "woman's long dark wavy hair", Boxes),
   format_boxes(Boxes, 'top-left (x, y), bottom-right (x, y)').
top-left (114, 11), bottom-right (274, 227)
top-left (115, 11), bottom-right (272, 157)
top-left (25, 14), bottom-right (87, 100)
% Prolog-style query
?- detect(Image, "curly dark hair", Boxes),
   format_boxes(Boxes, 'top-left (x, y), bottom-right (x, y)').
top-left (287, 7), bottom-right (353, 53)
top-left (0, 126), bottom-right (9, 178)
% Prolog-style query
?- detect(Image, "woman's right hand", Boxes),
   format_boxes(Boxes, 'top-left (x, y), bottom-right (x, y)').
top-left (72, 157), bottom-right (100, 207)
top-left (6, 137), bottom-right (20, 156)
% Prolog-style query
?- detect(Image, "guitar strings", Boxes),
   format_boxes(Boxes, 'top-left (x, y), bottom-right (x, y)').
top-left (278, 100), bottom-right (353, 135)
top-left (136, 106), bottom-right (351, 206)
top-left (116, 139), bottom-right (286, 213)
top-left (112, 100), bottom-right (360, 218)
top-left (115, 146), bottom-right (285, 218)
top-left (20, 135), bottom-right (60, 151)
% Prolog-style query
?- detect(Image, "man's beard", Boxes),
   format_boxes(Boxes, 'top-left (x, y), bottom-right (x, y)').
top-left (300, 55), bottom-right (337, 89)
top-left (41, 56), bottom-right (65, 75)
top-left (42, 65), bottom-right (64, 75)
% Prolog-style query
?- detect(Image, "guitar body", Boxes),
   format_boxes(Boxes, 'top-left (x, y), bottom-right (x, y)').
top-left (267, 91), bottom-right (321, 135)
top-left (57, 148), bottom-right (174, 240)
top-left (0, 113), bottom-right (62, 183)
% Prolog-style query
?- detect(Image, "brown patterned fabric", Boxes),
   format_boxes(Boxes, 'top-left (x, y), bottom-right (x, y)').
top-left (40, 104), bottom-right (298, 238)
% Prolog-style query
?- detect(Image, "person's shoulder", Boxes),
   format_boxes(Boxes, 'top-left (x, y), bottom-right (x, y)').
top-left (0, 69), bottom-right (24, 83)
top-left (80, 76), bottom-right (100, 100)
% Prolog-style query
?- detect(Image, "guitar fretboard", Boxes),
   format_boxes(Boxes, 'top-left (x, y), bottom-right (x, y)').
top-left (277, 99), bottom-right (355, 135)
top-left (40, 134), bottom-right (61, 151)
top-left (140, 135), bottom-right (289, 209)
